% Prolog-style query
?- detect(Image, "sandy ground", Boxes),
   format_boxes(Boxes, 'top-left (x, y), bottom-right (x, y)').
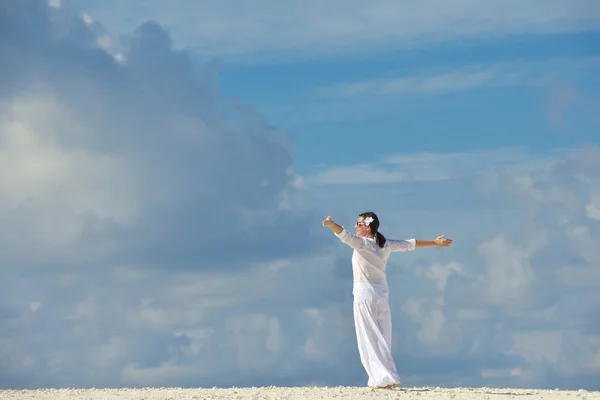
top-left (1, 386), bottom-right (599, 400)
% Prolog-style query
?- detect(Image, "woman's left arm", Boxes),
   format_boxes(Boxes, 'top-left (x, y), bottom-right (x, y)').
top-left (415, 235), bottom-right (453, 248)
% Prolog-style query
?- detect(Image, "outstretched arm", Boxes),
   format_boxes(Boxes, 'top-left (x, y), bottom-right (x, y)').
top-left (416, 235), bottom-right (453, 248)
top-left (322, 216), bottom-right (363, 250)
top-left (322, 216), bottom-right (343, 234)
top-left (389, 235), bottom-right (453, 252)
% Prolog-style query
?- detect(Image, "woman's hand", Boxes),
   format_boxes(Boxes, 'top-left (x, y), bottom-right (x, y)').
top-left (322, 216), bottom-right (333, 227)
top-left (434, 235), bottom-right (453, 247)
top-left (322, 216), bottom-right (343, 234)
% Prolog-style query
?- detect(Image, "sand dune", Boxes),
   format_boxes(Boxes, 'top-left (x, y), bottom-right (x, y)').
top-left (1, 386), bottom-right (598, 400)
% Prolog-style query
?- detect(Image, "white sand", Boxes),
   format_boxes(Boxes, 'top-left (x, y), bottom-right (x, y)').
top-left (1, 386), bottom-right (598, 400)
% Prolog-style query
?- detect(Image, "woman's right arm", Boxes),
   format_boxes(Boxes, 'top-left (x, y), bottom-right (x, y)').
top-left (322, 216), bottom-right (364, 250)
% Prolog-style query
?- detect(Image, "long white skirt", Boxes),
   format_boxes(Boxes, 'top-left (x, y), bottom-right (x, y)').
top-left (353, 295), bottom-right (401, 388)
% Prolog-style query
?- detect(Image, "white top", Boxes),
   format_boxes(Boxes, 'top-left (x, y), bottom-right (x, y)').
top-left (335, 228), bottom-right (416, 297)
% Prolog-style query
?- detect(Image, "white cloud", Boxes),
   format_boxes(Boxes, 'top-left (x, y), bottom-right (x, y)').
top-left (0, 0), bottom-right (340, 389)
top-left (306, 147), bottom-right (539, 185)
top-left (70, 0), bottom-right (600, 62)
top-left (320, 57), bottom-right (600, 98)
top-left (416, 262), bottom-right (463, 293)
top-left (401, 297), bottom-right (464, 354)
top-left (1, 3), bottom-right (320, 270)
top-left (478, 235), bottom-right (538, 306)
top-left (0, 94), bottom-right (141, 249)
top-left (586, 192), bottom-right (600, 220)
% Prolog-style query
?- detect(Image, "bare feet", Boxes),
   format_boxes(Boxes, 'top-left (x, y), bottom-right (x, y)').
top-left (369, 383), bottom-right (400, 391)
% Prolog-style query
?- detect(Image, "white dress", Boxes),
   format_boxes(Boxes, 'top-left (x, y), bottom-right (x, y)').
top-left (335, 228), bottom-right (416, 388)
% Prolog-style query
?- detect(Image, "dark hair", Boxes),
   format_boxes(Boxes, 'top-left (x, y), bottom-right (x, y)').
top-left (359, 211), bottom-right (386, 248)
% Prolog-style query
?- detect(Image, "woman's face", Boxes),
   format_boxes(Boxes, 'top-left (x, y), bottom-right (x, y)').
top-left (355, 216), bottom-right (371, 237)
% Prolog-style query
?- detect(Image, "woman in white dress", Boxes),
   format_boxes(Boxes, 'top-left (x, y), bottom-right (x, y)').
top-left (322, 211), bottom-right (453, 390)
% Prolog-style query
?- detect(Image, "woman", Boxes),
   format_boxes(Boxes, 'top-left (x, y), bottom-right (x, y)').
top-left (322, 211), bottom-right (453, 390)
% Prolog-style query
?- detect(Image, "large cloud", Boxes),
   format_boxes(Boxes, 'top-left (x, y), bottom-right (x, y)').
top-left (0, 0), bottom-right (345, 389)
top-left (0, 0), bottom-right (319, 271)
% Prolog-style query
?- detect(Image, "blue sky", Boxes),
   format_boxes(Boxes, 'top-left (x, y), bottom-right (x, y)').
top-left (2, 0), bottom-right (600, 392)
top-left (216, 34), bottom-right (600, 172)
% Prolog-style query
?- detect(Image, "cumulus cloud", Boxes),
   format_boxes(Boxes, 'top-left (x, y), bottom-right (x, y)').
top-left (0, 0), bottom-right (319, 272)
top-left (0, 0), bottom-right (347, 389)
